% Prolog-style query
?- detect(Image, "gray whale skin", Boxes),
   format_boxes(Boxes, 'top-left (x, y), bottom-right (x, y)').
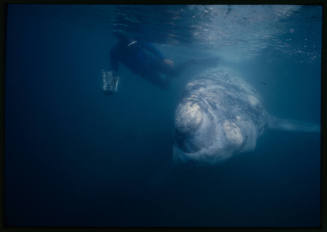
top-left (173, 67), bottom-right (319, 164)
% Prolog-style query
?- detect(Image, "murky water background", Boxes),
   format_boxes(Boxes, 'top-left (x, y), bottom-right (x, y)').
top-left (5, 5), bottom-right (321, 227)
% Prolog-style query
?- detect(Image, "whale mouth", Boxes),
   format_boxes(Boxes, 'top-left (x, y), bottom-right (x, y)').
top-left (174, 128), bottom-right (202, 153)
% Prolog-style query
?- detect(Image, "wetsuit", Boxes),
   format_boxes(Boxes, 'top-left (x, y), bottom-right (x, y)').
top-left (110, 38), bottom-right (175, 89)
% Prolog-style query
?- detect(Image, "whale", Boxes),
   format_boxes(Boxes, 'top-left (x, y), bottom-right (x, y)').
top-left (173, 66), bottom-right (320, 164)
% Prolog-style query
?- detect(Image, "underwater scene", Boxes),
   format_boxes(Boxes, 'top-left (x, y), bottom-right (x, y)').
top-left (5, 4), bottom-right (321, 227)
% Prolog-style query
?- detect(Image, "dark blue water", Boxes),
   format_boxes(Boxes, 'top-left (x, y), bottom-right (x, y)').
top-left (5, 5), bottom-right (321, 227)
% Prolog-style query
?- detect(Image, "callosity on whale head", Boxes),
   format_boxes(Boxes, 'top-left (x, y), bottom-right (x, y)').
top-left (173, 67), bottom-right (269, 164)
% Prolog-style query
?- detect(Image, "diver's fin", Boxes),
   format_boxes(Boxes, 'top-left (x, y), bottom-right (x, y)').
top-left (268, 115), bottom-right (320, 133)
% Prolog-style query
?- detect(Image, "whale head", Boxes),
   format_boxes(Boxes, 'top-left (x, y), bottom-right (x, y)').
top-left (173, 67), bottom-right (319, 164)
top-left (173, 97), bottom-right (247, 163)
top-left (173, 67), bottom-right (267, 164)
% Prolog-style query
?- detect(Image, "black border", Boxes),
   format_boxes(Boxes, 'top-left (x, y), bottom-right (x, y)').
top-left (0, 0), bottom-right (326, 232)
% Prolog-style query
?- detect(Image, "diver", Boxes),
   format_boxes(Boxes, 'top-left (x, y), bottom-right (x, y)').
top-left (103, 32), bottom-right (178, 95)
top-left (102, 31), bottom-right (221, 95)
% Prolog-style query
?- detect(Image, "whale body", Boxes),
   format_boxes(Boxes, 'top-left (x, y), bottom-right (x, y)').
top-left (173, 67), bottom-right (319, 163)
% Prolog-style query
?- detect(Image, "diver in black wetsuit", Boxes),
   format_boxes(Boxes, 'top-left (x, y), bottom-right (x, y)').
top-left (103, 32), bottom-right (220, 95)
top-left (104, 32), bottom-right (177, 94)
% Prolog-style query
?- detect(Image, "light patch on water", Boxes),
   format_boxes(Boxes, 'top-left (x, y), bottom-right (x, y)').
top-left (185, 5), bottom-right (304, 61)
